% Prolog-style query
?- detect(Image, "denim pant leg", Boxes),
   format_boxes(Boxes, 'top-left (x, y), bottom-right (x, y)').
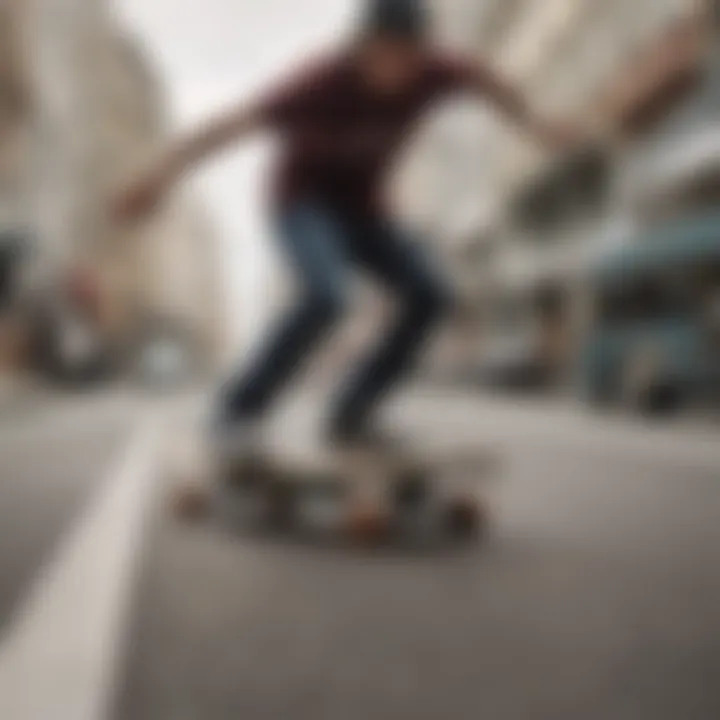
top-left (220, 204), bottom-right (349, 424)
top-left (330, 221), bottom-right (451, 433)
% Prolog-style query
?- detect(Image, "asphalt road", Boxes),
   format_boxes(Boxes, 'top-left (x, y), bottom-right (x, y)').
top-left (113, 391), bottom-right (720, 720)
top-left (0, 390), bottom-right (139, 637)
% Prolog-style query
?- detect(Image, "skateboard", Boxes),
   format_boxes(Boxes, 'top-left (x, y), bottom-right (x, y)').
top-left (170, 438), bottom-right (500, 545)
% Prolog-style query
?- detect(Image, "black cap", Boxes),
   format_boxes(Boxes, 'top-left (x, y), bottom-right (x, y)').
top-left (362, 0), bottom-right (429, 41)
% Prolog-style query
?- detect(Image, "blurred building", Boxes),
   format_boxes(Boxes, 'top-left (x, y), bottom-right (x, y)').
top-left (0, 1), bottom-right (33, 379)
top-left (406, 0), bottom-right (718, 385)
top-left (0, 1), bottom-right (31, 231)
top-left (2, 0), bottom-right (226, 383)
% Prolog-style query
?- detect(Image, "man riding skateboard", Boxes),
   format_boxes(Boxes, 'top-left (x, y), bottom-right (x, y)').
top-left (114, 0), bottom-right (578, 461)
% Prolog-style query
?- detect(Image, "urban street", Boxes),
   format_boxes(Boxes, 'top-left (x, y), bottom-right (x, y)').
top-left (1, 386), bottom-right (719, 719)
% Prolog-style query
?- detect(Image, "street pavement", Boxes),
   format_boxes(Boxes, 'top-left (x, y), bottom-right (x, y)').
top-left (113, 389), bottom-right (720, 720)
top-left (1, 386), bottom-right (719, 719)
top-left (0, 389), bottom-right (141, 637)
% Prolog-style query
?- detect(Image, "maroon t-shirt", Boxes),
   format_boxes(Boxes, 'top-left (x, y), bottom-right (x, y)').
top-left (257, 49), bottom-right (484, 217)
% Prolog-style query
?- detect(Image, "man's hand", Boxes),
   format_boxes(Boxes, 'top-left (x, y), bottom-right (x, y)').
top-left (473, 62), bottom-right (587, 154)
top-left (110, 160), bottom-right (175, 223)
top-left (533, 119), bottom-right (586, 154)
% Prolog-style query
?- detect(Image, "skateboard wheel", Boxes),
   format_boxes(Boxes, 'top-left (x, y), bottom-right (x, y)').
top-left (345, 506), bottom-right (391, 545)
top-left (172, 484), bottom-right (210, 521)
top-left (444, 497), bottom-right (486, 540)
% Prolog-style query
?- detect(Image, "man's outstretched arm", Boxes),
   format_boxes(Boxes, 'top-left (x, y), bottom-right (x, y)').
top-left (167, 104), bottom-right (267, 177)
top-left (448, 56), bottom-right (581, 150)
top-left (111, 56), bottom-right (328, 221)
top-left (111, 101), bottom-right (267, 221)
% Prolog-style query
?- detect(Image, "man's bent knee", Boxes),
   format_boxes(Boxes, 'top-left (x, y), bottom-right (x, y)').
top-left (306, 285), bottom-right (348, 326)
top-left (409, 278), bottom-right (452, 323)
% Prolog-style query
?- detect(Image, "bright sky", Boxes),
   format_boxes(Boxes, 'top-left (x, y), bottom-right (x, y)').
top-left (116, 0), bottom-right (356, 345)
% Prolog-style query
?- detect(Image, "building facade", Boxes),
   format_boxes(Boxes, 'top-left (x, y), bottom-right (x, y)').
top-left (411, 0), bottom-right (715, 380)
top-left (6, 0), bottom-right (227, 378)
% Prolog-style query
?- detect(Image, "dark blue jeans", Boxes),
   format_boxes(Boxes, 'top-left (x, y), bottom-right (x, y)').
top-left (220, 202), bottom-right (450, 435)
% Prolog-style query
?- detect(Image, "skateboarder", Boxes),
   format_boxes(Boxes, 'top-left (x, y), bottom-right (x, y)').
top-left (114, 0), bottom-right (578, 457)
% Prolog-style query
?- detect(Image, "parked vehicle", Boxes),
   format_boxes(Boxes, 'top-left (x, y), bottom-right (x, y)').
top-left (474, 333), bottom-right (558, 393)
top-left (582, 212), bottom-right (720, 416)
top-left (474, 282), bottom-right (570, 394)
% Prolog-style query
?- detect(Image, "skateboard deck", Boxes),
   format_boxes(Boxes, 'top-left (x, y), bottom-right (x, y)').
top-left (170, 438), bottom-right (500, 545)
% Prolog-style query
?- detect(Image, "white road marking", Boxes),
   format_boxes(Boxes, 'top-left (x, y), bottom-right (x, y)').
top-left (0, 415), bottom-right (164, 720)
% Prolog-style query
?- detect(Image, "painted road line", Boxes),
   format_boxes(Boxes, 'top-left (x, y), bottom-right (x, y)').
top-left (0, 415), bottom-right (163, 720)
